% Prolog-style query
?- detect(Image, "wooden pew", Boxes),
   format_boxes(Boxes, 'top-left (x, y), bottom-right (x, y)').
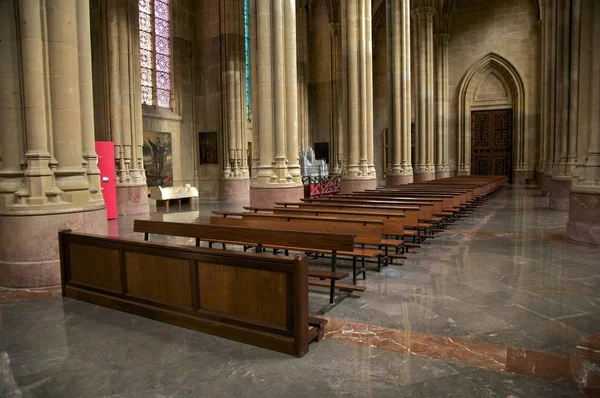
top-left (133, 220), bottom-right (360, 309)
top-left (210, 212), bottom-right (384, 282)
top-left (59, 230), bottom-right (324, 357)
top-left (274, 202), bottom-right (421, 244)
top-left (244, 206), bottom-right (409, 263)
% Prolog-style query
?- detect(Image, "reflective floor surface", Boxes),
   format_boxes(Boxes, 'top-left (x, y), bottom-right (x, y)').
top-left (1, 187), bottom-right (598, 397)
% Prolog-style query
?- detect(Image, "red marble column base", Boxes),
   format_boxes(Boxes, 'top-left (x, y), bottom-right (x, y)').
top-left (548, 178), bottom-right (571, 210)
top-left (435, 171), bottom-right (451, 180)
top-left (219, 178), bottom-right (250, 202)
top-left (567, 190), bottom-right (600, 246)
top-left (249, 184), bottom-right (304, 208)
top-left (117, 184), bottom-right (150, 216)
top-left (341, 178), bottom-right (377, 194)
top-left (386, 174), bottom-right (413, 187)
top-left (413, 172), bottom-right (436, 182)
top-left (0, 205), bottom-right (108, 287)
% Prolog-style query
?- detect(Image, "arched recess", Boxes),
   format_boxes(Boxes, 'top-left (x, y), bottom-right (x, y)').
top-left (456, 53), bottom-right (527, 178)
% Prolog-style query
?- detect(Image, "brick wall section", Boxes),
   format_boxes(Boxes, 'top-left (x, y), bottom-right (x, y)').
top-left (447, 0), bottom-right (540, 172)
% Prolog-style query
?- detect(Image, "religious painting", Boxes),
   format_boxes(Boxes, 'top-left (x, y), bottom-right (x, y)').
top-left (199, 132), bottom-right (218, 164)
top-left (143, 131), bottom-right (173, 187)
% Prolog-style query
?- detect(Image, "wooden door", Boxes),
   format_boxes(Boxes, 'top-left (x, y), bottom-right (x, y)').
top-left (471, 109), bottom-right (512, 182)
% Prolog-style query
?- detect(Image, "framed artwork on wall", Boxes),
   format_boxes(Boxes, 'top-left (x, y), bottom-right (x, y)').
top-left (143, 131), bottom-right (173, 187)
top-left (199, 132), bottom-right (218, 164)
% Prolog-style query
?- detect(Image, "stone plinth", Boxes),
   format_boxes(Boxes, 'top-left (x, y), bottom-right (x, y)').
top-left (117, 184), bottom-right (149, 215)
top-left (542, 174), bottom-right (553, 196)
top-left (513, 171), bottom-right (531, 186)
top-left (219, 179), bottom-right (250, 202)
top-left (413, 172), bottom-right (436, 182)
top-left (250, 185), bottom-right (304, 208)
top-left (435, 171), bottom-right (451, 180)
top-left (341, 178), bottom-right (377, 194)
top-left (0, 205), bottom-right (107, 287)
top-left (567, 190), bottom-right (600, 246)
top-left (548, 177), bottom-right (571, 210)
top-left (386, 174), bottom-right (413, 187)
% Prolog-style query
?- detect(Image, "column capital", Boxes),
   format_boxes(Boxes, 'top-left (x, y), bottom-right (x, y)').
top-left (435, 33), bottom-right (451, 45)
top-left (412, 6), bottom-right (435, 23)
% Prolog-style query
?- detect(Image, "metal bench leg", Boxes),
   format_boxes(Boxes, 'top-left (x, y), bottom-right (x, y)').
top-left (352, 256), bottom-right (357, 285)
top-left (330, 252), bottom-right (337, 304)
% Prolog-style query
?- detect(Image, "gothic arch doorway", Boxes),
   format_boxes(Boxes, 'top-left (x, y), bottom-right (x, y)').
top-left (457, 53), bottom-right (527, 182)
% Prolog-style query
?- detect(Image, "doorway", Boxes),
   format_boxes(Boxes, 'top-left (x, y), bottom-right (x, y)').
top-left (471, 109), bottom-right (512, 183)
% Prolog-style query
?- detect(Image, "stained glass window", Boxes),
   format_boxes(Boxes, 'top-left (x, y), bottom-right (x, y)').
top-left (139, 0), bottom-right (171, 108)
top-left (244, 0), bottom-right (251, 121)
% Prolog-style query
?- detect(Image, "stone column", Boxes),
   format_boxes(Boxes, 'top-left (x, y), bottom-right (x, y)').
top-left (340, 0), bottom-right (376, 193)
top-left (537, 16), bottom-right (547, 190)
top-left (105, 0), bottom-right (148, 215)
top-left (412, 2), bottom-right (435, 182)
top-left (543, 0), bottom-right (557, 191)
top-left (219, 0), bottom-right (250, 201)
top-left (549, 0), bottom-right (574, 210)
top-left (568, 0), bottom-right (600, 246)
top-left (330, 21), bottom-right (344, 175)
top-left (78, 0), bottom-right (103, 204)
top-left (297, 2), bottom-right (310, 153)
top-left (435, 33), bottom-right (450, 179)
top-left (249, 0), bottom-right (303, 207)
top-left (385, 0), bottom-right (413, 186)
top-left (0, 0), bottom-right (107, 288)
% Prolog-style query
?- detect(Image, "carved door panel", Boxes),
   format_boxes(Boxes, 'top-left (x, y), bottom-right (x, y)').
top-left (471, 109), bottom-right (512, 182)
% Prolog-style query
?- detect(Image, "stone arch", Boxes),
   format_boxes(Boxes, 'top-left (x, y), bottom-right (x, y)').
top-left (456, 52), bottom-right (527, 177)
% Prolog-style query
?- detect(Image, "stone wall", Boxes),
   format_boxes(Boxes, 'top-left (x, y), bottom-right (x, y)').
top-left (447, 0), bottom-right (540, 175)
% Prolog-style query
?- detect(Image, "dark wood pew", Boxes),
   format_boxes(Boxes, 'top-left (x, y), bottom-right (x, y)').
top-left (59, 230), bottom-right (324, 357)
top-left (274, 202), bottom-right (421, 244)
top-left (244, 206), bottom-right (409, 263)
top-left (210, 212), bottom-right (384, 282)
top-left (132, 220), bottom-right (360, 309)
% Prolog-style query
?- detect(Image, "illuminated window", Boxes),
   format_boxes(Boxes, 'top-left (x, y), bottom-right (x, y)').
top-left (139, 0), bottom-right (171, 108)
top-left (244, 0), bottom-right (251, 121)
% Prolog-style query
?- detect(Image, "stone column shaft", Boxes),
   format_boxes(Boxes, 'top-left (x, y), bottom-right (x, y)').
top-left (340, 0), bottom-right (375, 191)
top-left (285, 0), bottom-right (301, 180)
top-left (386, 0), bottom-right (412, 186)
top-left (47, 0), bottom-right (90, 202)
top-left (250, 0), bottom-right (303, 206)
top-left (107, 0), bottom-right (124, 181)
top-left (330, 22), bottom-right (343, 174)
top-left (118, 0), bottom-right (132, 183)
top-left (545, 0), bottom-right (557, 176)
top-left (567, 0), bottom-right (581, 175)
top-left (435, 33), bottom-right (450, 179)
top-left (413, 5), bottom-right (435, 181)
top-left (77, 0), bottom-right (102, 201)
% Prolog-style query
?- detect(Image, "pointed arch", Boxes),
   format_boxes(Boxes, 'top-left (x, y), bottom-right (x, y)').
top-left (456, 52), bottom-right (528, 177)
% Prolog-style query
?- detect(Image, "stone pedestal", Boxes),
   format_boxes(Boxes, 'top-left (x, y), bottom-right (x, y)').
top-left (250, 185), bottom-right (304, 208)
top-left (341, 178), bottom-right (377, 194)
top-left (219, 179), bottom-right (250, 202)
top-left (413, 172), bottom-right (435, 182)
top-left (456, 170), bottom-right (470, 176)
top-left (0, 205), bottom-right (107, 287)
top-left (117, 185), bottom-right (149, 216)
top-left (567, 191), bottom-right (600, 246)
top-left (435, 170), bottom-right (451, 180)
top-left (386, 174), bottom-right (413, 187)
top-left (548, 177), bottom-right (571, 210)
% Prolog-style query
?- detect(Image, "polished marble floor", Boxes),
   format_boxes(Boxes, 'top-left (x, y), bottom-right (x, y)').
top-left (1, 187), bottom-right (598, 397)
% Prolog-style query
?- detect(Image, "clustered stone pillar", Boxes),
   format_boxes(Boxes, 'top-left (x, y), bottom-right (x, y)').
top-left (249, 0), bottom-right (303, 207)
top-left (548, 0), bottom-right (573, 210)
top-left (385, 0), bottom-right (413, 186)
top-left (567, 0), bottom-right (600, 245)
top-left (340, 0), bottom-right (377, 193)
top-left (106, 0), bottom-right (148, 215)
top-left (297, 1), bottom-right (310, 153)
top-left (330, 19), bottom-right (344, 175)
top-left (0, 0), bottom-right (107, 288)
top-left (219, 0), bottom-right (250, 201)
top-left (435, 33), bottom-right (450, 179)
top-left (412, 1), bottom-right (435, 182)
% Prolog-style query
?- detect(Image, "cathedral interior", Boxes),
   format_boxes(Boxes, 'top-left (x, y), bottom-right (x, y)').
top-left (0, 0), bottom-right (599, 396)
